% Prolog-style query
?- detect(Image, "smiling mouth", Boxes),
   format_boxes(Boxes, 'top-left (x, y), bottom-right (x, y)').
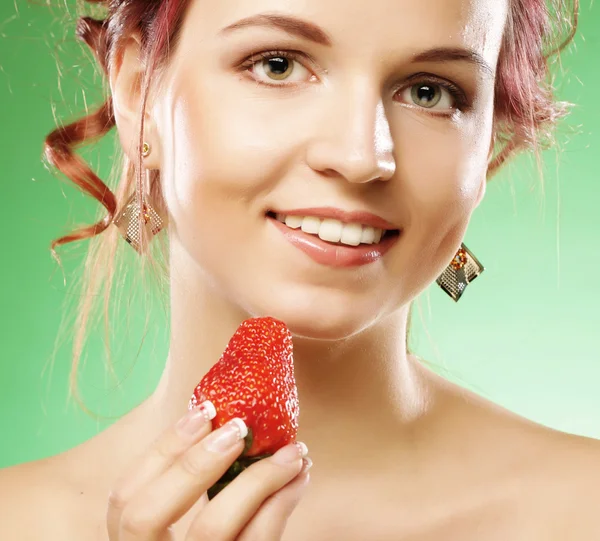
top-left (266, 211), bottom-right (400, 248)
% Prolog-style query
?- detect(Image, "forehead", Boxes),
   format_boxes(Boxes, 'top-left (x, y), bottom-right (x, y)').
top-left (183, 0), bottom-right (508, 65)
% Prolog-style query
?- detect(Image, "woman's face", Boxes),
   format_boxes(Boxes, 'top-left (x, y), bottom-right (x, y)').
top-left (151, 0), bottom-right (508, 339)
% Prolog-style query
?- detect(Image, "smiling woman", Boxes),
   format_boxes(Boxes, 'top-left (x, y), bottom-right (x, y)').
top-left (3, 0), bottom-right (598, 539)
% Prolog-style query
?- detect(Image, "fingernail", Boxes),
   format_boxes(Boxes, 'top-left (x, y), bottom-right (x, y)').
top-left (203, 418), bottom-right (247, 453)
top-left (176, 400), bottom-right (216, 436)
top-left (300, 457), bottom-right (313, 474)
top-left (272, 442), bottom-right (309, 464)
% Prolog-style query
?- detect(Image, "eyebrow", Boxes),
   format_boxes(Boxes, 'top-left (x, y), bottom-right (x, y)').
top-left (412, 47), bottom-right (495, 79)
top-left (220, 13), bottom-right (333, 47)
top-left (219, 13), bottom-right (494, 78)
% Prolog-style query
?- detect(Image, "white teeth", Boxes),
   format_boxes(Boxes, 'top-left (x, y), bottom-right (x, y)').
top-left (283, 215), bottom-right (303, 228)
top-left (300, 216), bottom-right (321, 235)
top-left (274, 214), bottom-right (388, 247)
top-left (361, 226), bottom-right (376, 244)
top-left (318, 219), bottom-right (343, 243)
top-left (340, 222), bottom-right (363, 247)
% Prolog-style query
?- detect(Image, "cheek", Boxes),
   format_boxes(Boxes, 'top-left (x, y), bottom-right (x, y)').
top-left (398, 112), bottom-right (490, 223)
top-left (157, 81), bottom-right (288, 241)
top-left (159, 74), bottom-right (311, 219)
top-left (155, 75), bottom-right (312, 290)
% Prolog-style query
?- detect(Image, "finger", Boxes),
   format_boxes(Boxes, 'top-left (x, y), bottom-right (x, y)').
top-left (237, 459), bottom-right (312, 541)
top-left (185, 442), bottom-right (309, 541)
top-left (116, 418), bottom-right (247, 540)
top-left (106, 401), bottom-right (216, 539)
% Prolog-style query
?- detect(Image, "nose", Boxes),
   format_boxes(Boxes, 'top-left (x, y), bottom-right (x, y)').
top-left (305, 90), bottom-right (396, 184)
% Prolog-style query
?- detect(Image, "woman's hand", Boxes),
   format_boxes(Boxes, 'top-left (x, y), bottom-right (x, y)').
top-left (106, 401), bottom-right (311, 540)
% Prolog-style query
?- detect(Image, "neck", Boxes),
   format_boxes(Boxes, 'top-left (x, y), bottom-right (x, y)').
top-left (138, 245), bottom-right (440, 473)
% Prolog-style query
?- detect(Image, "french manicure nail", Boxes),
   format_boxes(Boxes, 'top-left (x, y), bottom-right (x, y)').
top-left (176, 400), bottom-right (216, 435)
top-left (272, 442), bottom-right (309, 464)
top-left (203, 418), bottom-right (247, 453)
top-left (300, 457), bottom-right (313, 474)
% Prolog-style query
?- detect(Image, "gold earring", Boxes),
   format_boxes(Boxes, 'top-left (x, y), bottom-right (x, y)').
top-left (113, 143), bottom-right (165, 253)
top-left (436, 243), bottom-right (484, 302)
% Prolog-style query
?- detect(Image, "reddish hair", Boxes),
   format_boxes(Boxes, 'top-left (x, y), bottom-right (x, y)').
top-left (43, 0), bottom-right (579, 417)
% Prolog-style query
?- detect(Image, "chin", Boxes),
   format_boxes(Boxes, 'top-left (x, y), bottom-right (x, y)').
top-left (248, 292), bottom-right (384, 342)
top-left (284, 314), bottom-right (372, 342)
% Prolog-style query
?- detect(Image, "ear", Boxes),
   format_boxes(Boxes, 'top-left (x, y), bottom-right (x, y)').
top-left (109, 34), bottom-right (161, 168)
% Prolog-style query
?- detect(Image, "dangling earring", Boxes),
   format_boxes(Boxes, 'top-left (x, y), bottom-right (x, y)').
top-left (113, 141), bottom-right (166, 253)
top-left (436, 243), bottom-right (484, 302)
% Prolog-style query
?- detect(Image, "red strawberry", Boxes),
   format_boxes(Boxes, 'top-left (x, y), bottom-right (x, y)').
top-left (189, 317), bottom-right (299, 498)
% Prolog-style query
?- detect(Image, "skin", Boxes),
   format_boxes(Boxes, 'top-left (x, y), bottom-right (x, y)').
top-left (2, 0), bottom-right (600, 539)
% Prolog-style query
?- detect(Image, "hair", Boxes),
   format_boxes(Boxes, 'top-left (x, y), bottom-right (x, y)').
top-left (43, 0), bottom-right (579, 419)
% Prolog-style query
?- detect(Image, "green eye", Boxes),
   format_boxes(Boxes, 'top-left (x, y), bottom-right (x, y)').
top-left (411, 84), bottom-right (442, 108)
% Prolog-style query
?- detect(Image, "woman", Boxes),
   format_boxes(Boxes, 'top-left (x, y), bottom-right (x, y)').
top-left (1, 0), bottom-right (595, 539)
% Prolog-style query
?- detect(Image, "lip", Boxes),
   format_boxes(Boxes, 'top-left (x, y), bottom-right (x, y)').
top-left (267, 215), bottom-right (401, 268)
top-left (269, 206), bottom-right (399, 231)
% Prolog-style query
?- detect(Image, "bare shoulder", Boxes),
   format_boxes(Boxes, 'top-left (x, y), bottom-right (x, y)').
top-left (0, 456), bottom-right (90, 540)
top-left (494, 425), bottom-right (600, 539)
top-left (537, 427), bottom-right (600, 490)
top-left (0, 459), bottom-right (54, 538)
top-left (439, 376), bottom-right (600, 538)
top-left (535, 429), bottom-right (600, 537)
top-left (473, 395), bottom-right (600, 537)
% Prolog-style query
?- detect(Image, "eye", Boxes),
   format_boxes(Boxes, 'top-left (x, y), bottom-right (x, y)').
top-left (242, 50), bottom-right (316, 85)
top-left (239, 53), bottom-right (469, 113)
top-left (398, 81), bottom-right (463, 113)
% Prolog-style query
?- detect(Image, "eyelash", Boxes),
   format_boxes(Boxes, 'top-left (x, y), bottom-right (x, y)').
top-left (238, 49), bottom-right (470, 115)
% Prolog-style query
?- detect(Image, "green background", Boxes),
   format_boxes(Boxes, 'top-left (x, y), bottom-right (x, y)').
top-left (1, 1), bottom-right (599, 468)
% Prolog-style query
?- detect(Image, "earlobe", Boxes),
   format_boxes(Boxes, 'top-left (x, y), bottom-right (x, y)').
top-left (109, 34), bottom-right (157, 166)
